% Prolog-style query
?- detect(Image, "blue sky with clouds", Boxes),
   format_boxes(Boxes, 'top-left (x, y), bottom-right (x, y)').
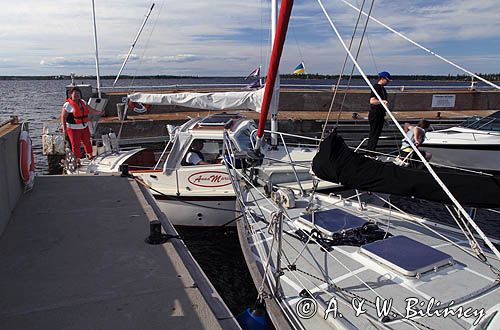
top-left (1, 0), bottom-right (499, 76)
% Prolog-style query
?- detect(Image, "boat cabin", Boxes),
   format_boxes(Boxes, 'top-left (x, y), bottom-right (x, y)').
top-left (134, 113), bottom-right (256, 199)
top-left (163, 113), bottom-right (256, 173)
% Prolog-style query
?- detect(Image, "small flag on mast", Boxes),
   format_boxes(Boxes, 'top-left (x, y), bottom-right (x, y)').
top-left (245, 66), bottom-right (261, 80)
top-left (292, 62), bottom-right (305, 74)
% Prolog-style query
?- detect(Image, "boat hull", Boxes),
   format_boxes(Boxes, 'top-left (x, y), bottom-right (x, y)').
top-left (423, 144), bottom-right (500, 172)
top-left (154, 194), bottom-right (237, 227)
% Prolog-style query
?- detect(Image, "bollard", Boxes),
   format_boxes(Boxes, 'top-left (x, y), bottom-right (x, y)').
top-left (145, 220), bottom-right (169, 245)
top-left (119, 164), bottom-right (129, 177)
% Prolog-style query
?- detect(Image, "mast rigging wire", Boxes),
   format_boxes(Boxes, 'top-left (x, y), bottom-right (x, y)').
top-left (113, 3), bottom-right (155, 89)
top-left (334, 0), bottom-right (375, 128)
top-left (337, 0), bottom-right (500, 91)
top-left (316, 0), bottom-right (500, 260)
top-left (319, 0), bottom-right (370, 141)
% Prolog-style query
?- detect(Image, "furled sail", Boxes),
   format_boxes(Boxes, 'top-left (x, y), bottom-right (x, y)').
top-left (312, 133), bottom-right (500, 208)
top-left (128, 88), bottom-right (264, 112)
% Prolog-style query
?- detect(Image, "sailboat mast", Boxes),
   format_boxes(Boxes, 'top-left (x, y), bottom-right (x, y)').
top-left (91, 0), bottom-right (102, 98)
top-left (270, 0), bottom-right (279, 147)
top-left (255, 0), bottom-right (293, 150)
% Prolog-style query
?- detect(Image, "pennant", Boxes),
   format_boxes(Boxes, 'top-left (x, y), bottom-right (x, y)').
top-left (292, 62), bottom-right (305, 75)
top-left (246, 79), bottom-right (262, 89)
top-left (245, 66), bottom-right (261, 80)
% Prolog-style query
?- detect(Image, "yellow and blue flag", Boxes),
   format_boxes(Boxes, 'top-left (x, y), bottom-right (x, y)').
top-left (292, 62), bottom-right (305, 74)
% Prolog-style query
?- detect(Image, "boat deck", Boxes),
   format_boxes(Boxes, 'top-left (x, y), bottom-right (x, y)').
top-left (240, 187), bottom-right (500, 329)
top-left (0, 175), bottom-right (238, 330)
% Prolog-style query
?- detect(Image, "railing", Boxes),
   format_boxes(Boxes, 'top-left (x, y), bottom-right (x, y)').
top-left (0, 116), bottom-right (18, 129)
top-left (98, 83), bottom-right (496, 92)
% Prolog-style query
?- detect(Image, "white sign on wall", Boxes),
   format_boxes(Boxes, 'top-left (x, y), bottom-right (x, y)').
top-left (432, 94), bottom-right (456, 108)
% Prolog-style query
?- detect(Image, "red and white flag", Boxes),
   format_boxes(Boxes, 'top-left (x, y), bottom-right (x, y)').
top-left (245, 66), bottom-right (261, 80)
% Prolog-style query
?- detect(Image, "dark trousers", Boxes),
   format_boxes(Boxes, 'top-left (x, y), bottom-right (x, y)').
top-left (367, 108), bottom-right (385, 151)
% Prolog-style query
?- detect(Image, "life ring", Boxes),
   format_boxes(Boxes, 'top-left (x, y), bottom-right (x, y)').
top-left (19, 129), bottom-right (35, 189)
top-left (127, 100), bottom-right (151, 114)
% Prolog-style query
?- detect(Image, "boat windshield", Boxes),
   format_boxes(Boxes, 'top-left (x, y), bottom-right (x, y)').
top-left (163, 132), bottom-right (190, 173)
top-left (462, 117), bottom-right (500, 132)
top-left (234, 127), bottom-right (255, 150)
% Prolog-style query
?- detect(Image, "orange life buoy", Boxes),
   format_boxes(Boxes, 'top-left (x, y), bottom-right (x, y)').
top-left (19, 129), bottom-right (35, 189)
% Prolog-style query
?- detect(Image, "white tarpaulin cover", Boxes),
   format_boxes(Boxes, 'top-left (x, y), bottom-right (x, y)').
top-left (128, 88), bottom-right (264, 112)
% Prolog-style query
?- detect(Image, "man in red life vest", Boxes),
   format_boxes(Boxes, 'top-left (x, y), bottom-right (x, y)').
top-left (60, 87), bottom-right (102, 163)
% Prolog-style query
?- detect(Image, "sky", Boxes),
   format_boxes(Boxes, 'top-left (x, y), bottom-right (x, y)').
top-left (1, 0), bottom-right (499, 76)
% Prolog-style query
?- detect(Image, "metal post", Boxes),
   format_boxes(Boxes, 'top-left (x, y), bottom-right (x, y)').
top-left (274, 210), bottom-right (284, 298)
top-left (91, 0), bottom-right (102, 98)
top-left (270, 0), bottom-right (279, 147)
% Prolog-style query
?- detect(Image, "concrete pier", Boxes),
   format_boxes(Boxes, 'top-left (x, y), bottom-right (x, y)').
top-left (0, 120), bottom-right (23, 235)
top-left (0, 122), bottom-right (239, 330)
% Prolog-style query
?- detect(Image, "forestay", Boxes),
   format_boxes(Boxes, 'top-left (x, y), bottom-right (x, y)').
top-left (128, 88), bottom-right (264, 112)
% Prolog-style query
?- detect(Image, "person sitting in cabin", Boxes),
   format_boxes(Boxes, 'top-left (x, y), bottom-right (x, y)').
top-left (61, 87), bottom-right (102, 164)
top-left (400, 119), bottom-right (432, 167)
top-left (181, 139), bottom-right (211, 166)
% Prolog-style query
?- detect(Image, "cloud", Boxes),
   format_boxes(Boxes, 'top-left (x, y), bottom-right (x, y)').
top-left (1, 0), bottom-right (500, 75)
top-left (39, 53), bottom-right (206, 67)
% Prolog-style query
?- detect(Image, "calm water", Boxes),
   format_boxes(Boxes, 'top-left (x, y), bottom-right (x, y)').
top-left (1, 78), bottom-right (498, 316)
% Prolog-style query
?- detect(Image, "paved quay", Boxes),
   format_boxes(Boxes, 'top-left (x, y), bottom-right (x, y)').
top-left (0, 175), bottom-right (239, 330)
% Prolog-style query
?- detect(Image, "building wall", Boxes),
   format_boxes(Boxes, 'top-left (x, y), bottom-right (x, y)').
top-left (0, 124), bottom-right (23, 236)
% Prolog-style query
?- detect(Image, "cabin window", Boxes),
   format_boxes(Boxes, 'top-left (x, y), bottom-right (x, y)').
top-left (181, 139), bottom-right (224, 166)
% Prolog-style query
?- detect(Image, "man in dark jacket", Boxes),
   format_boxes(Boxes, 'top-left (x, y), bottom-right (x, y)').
top-left (367, 71), bottom-right (392, 151)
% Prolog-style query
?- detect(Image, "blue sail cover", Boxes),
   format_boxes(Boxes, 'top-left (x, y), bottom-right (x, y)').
top-left (312, 133), bottom-right (500, 208)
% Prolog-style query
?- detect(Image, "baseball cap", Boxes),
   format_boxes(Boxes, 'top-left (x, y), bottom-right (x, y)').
top-left (378, 71), bottom-right (392, 81)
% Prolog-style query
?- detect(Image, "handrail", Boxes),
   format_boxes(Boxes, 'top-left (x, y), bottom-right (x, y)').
top-left (154, 139), bottom-right (172, 170)
top-left (250, 128), bottom-right (321, 145)
top-left (279, 133), bottom-right (304, 195)
top-left (0, 116), bottom-right (18, 129)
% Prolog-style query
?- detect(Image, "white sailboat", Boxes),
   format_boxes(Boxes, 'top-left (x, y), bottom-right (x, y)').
top-left (225, 0), bottom-right (500, 328)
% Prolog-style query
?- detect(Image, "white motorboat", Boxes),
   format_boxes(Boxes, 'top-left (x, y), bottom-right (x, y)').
top-left (72, 112), bottom-right (324, 227)
top-left (423, 111), bottom-right (500, 173)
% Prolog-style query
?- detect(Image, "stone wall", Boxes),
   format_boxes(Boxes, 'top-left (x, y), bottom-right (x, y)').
top-left (102, 89), bottom-right (500, 117)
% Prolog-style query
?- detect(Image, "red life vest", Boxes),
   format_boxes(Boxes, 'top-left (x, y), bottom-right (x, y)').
top-left (66, 98), bottom-right (89, 124)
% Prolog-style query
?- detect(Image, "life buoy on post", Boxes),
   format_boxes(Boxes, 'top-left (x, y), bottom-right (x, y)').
top-left (19, 128), bottom-right (35, 191)
top-left (127, 100), bottom-right (151, 114)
